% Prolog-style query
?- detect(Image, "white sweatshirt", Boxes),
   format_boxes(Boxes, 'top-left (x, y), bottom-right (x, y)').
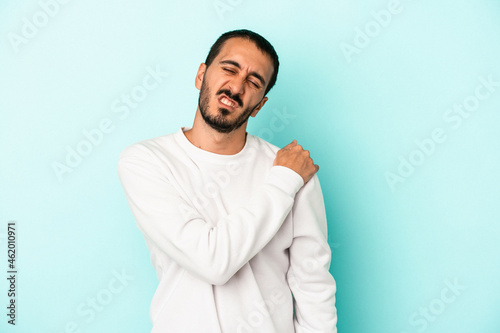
top-left (117, 126), bottom-right (337, 332)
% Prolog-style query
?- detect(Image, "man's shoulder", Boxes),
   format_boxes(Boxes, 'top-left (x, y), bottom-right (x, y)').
top-left (249, 134), bottom-right (281, 156)
top-left (119, 132), bottom-right (178, 160)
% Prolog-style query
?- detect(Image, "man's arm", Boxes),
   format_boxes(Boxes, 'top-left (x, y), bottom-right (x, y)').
top-left (287, 173), bottom-right (338, 332)
top-left (117, 143), bottom-right (304, 286)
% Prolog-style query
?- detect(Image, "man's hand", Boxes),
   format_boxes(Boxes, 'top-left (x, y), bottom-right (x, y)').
top-left (273, 140), bottom-right (319, 184)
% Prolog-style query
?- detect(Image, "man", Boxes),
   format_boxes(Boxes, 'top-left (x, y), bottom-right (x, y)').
top-left (117, 29), bottom-right (337, 332)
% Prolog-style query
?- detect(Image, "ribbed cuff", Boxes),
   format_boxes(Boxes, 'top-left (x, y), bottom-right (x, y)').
top-left (265, 165), bottom-right (304, 197)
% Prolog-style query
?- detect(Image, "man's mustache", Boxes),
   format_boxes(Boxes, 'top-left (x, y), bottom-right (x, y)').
top-left (217, 89), bottom-right (243, 107)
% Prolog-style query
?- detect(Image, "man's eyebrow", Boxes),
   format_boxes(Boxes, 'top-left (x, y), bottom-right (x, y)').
top-left (218, 60), bottom-right (266, 87)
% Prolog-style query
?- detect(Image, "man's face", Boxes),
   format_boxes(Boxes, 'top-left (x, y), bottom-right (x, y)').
top-left (195, 37), bottom-right (274, 134)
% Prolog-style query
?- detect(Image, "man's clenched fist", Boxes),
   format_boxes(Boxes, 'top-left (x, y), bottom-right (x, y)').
top-left (273, 140), bottom-right (319, 184)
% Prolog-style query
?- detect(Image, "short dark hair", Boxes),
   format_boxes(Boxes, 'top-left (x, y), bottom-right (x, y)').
top-left (204, 29), bottom-right (279, 96)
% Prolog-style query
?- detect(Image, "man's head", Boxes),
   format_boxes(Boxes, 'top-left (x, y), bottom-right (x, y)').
top-left (205, 29), bottom-right (279, 96)
top-left (195, 29), bottom-right (279, 134)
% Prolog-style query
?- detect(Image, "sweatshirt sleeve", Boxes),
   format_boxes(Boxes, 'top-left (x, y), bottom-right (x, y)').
top-left (117, 144), bottom-right (304, 286)
top-left (286, 174), bottom-right (338, 332)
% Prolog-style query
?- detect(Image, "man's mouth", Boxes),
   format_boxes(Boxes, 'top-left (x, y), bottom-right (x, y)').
top-left (219, 95), bottom-right (238, 109)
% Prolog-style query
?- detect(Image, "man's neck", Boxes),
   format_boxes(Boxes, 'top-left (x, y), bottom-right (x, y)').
top-left (184, 110), bottom-right (248, 155)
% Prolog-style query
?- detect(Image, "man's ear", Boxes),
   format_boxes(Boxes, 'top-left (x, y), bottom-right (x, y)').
top-left (251, 96), bottom-right (268, 117)
top-left (195, 63), bottom-right (207, 90)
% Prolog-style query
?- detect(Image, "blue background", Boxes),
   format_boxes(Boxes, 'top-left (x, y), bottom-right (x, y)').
top-left (1, 0), bottom-right (499, 332)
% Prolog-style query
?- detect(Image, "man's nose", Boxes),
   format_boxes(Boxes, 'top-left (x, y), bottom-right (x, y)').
top-left (228, 75), bottom-right (245, 96)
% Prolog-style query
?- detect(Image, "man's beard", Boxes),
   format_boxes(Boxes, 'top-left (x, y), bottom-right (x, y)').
top-left (198, 78), bottom-right (261, 134)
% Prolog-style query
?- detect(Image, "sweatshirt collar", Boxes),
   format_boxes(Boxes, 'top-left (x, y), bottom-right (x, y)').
top-left (174, 126), bottom-right (255, 164)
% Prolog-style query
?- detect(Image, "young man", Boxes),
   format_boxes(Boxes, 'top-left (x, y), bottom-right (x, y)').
top-left (117, 29), bottom-right (337, 332)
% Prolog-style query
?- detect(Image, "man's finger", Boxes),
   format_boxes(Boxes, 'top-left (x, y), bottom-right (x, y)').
top-left (282, 139), bottom-right (297, 150)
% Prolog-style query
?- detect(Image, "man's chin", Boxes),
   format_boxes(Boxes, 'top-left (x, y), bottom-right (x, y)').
top-left (208, 123), bottom-right (234, 134)
top-left (203, 115), bottom-right (234, 133)
top-left (218, 107), bottom-right (231, 116)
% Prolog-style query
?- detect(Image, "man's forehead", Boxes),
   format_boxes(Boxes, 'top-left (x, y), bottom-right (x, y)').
top-left (216, 38), bottom-right (273, 77)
